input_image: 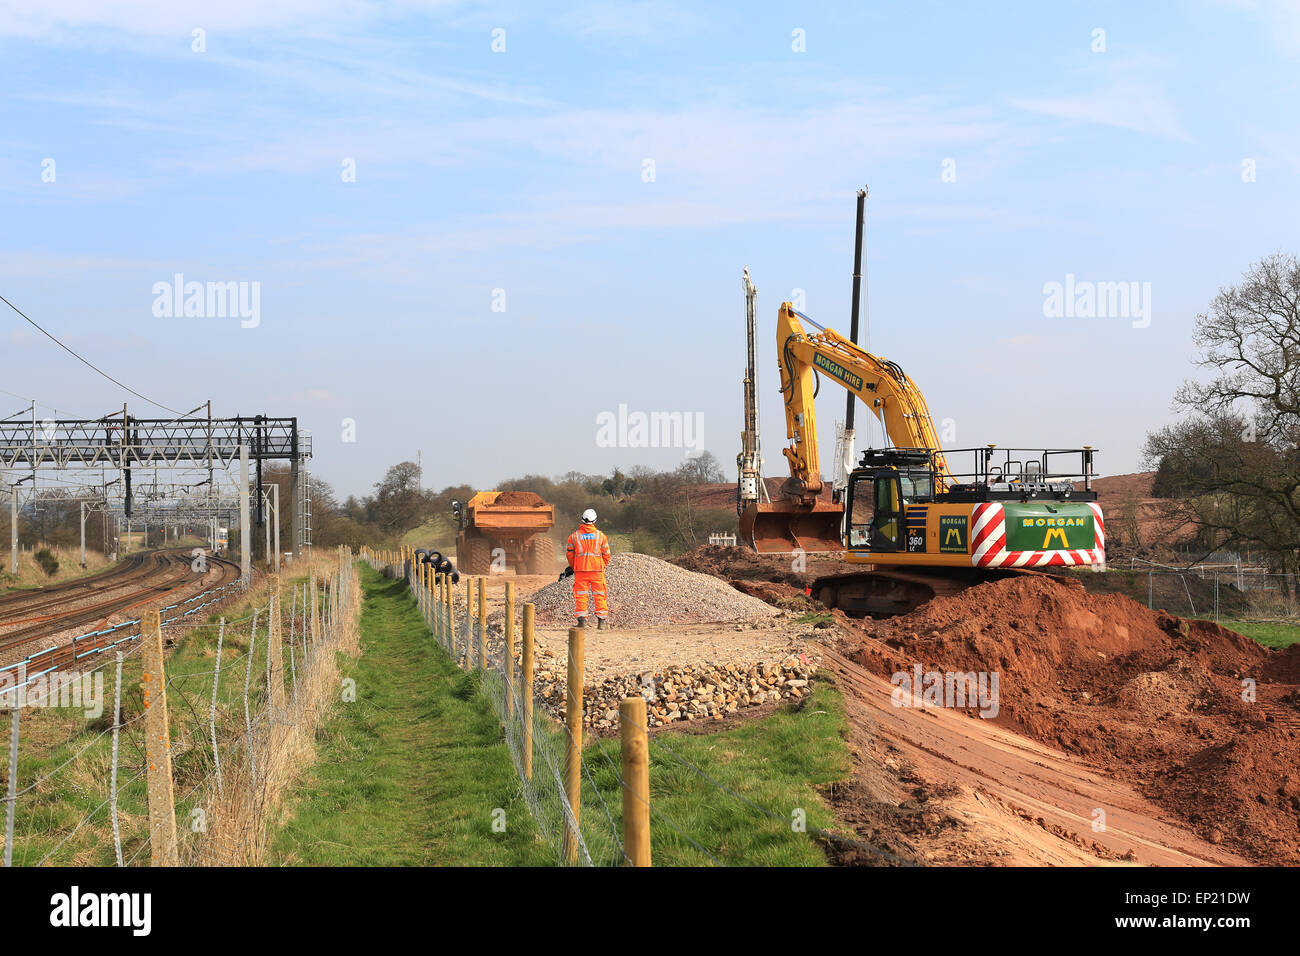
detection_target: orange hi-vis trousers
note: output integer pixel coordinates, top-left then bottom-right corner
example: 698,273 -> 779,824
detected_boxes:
573,570 -> 608,619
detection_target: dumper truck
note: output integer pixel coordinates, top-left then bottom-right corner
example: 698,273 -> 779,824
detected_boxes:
452,491 -> 556,575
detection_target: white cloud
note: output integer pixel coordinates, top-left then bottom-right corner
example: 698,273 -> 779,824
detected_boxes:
290,389 -> 343,408
0,252 -> 161,278
0,1 -> 459,38
1214,0 -> 1300,56
562,1 -> 703,40
1259,0 -> 1300,55
1010,82 -> 1189,140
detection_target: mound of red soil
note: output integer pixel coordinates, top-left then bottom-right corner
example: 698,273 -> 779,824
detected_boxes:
837,573 -> 1300,864
492,491 -> 547,507
1262,642 -> 1300,684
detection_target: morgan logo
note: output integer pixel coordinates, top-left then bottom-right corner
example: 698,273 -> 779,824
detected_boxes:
1006,512 -> 1093,552
939,515 -> 967,553
1041,527 -> 1069,549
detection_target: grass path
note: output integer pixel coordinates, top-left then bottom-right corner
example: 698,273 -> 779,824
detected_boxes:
268,566 -> 550,866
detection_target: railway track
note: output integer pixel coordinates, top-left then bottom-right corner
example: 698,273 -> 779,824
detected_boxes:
0,551 -> 193,627
0,548 -> 243,683
0,550 -> 160,613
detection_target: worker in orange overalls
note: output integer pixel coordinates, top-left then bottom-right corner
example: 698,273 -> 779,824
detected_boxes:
563,508 -> 612,628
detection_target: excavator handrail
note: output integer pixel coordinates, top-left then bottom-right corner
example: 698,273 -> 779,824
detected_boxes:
857,444 -> 1099,495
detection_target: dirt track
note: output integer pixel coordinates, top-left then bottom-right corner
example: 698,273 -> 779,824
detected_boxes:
820,647 -> 1246,866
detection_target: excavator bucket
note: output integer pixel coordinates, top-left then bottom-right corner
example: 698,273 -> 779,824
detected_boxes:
739,501 -> 845,554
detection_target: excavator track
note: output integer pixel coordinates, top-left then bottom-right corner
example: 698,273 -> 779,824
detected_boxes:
809,565 -> 1045,618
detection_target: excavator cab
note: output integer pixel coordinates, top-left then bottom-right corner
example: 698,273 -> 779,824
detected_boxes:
844,449 -> 948,555
845,468 -> 906,553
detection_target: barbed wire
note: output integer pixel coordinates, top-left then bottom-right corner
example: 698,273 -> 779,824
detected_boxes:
35,764 -> 147,866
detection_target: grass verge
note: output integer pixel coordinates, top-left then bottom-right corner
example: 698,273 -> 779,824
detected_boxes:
0,545 -> 114,592
1220,619 -> 1300,649
582,678 -> 851,866
267,566 -> 552,865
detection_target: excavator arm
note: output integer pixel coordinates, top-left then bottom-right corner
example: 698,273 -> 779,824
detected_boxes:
740,302 -> 952,552
774,302 -> 952,502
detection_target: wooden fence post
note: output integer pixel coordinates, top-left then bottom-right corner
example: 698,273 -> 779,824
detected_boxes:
310,575 -> 321,647
464,577 -> 472,668
140,609 -> 179,867
620,697 -> 651,866
561,626 -> 584,863
444,574 -> 452,651
433,572 -> 441,645
504,580 -> 516,719
477,577 -> 487,670
268,578 -> 285,714
523,603 -> 534,781
437,572 -> 444,645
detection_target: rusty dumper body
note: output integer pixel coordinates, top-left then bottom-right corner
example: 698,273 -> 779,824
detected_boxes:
453,491 -> 557,575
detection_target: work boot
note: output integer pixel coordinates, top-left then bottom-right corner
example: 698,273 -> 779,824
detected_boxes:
575,616 -> 586,628
596,618 -> 607,630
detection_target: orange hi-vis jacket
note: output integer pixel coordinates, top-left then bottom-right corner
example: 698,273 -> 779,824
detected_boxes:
566,523 -> 611,571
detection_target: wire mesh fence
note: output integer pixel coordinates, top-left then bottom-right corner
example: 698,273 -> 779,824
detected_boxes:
0,577 -> 243,695
1116,562 -> 1300,639
0,549 -> 359,866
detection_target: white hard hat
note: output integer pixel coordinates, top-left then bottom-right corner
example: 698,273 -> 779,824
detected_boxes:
582,508 -> 597,523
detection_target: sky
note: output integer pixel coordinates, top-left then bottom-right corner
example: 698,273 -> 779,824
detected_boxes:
1,0 -> 1298,499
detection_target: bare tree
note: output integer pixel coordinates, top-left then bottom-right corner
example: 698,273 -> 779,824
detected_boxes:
372,461 -> 424,533
675,450 -> 725,484
1145,254 -> 1300,569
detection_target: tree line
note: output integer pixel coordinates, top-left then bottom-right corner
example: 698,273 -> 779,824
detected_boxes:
311,450 -> 735,556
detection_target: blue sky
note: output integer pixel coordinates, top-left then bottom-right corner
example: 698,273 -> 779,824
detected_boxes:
2,1 -> 1298,498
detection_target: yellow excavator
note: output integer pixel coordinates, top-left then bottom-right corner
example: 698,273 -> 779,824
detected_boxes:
739,302 -> 1105,616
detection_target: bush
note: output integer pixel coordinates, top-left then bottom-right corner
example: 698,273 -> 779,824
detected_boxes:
34,548 -> 59,577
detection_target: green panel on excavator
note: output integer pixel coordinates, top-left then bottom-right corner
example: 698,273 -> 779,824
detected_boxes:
1002,502 -> 1096,551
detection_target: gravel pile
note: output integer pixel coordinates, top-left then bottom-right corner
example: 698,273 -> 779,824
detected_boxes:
521,552 -> 781,627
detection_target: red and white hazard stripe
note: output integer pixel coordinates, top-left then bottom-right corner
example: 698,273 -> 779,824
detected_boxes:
1088,501 -> 1106,566
971,503 -> 1006,568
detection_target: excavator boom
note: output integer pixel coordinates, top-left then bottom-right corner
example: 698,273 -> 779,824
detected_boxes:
743,303 -> 950,552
